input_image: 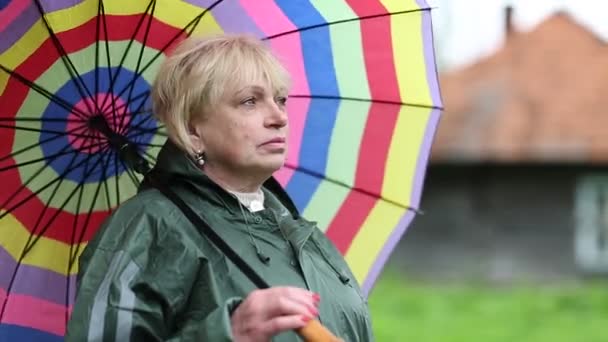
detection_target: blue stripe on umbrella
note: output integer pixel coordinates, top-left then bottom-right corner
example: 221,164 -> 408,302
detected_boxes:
39,67 -> 155,184
276,0 -> 340,212
0,324 -> 63,342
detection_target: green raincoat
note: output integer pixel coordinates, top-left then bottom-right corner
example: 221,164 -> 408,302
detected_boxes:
65,141 -> 374,341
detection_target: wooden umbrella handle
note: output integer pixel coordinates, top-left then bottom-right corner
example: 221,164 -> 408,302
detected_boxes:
296,319 -> 342,342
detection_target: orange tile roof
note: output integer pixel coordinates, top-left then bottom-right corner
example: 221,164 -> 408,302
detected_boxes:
432,13 -> 608,163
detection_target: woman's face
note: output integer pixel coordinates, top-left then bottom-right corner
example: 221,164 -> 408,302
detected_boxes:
195,83 -> 289,177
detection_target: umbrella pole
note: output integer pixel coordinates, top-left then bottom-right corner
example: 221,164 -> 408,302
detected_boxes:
88,114 -> 150,174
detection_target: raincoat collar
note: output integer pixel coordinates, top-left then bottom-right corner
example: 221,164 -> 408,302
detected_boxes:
142,139 -> 301,219
143,140 -> 331,272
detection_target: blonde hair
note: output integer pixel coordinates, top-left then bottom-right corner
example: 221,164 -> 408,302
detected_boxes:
151,34 -> 291,155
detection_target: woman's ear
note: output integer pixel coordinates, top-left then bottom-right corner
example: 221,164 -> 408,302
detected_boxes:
188,121 -> 205,152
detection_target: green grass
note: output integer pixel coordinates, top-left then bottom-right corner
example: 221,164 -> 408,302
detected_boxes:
368,271 -> 608,341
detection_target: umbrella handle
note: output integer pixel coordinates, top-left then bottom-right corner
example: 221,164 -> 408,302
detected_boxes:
296,319 -> 342,342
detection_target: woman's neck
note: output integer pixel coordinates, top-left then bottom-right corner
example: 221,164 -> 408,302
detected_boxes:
202,163 -> 267,193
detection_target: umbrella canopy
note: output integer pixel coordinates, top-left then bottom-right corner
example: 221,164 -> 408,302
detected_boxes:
0,0 -> 442,340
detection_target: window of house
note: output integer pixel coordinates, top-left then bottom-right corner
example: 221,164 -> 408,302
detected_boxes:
574,175 -> 608,273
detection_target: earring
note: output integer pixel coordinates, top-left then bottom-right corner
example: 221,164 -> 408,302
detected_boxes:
194,150 -> 205,166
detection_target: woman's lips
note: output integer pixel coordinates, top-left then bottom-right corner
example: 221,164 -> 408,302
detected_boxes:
260,137 -> 285,146
259,138 -> 286,151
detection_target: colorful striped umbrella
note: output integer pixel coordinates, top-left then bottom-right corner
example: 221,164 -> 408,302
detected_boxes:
0,0 -> 442,340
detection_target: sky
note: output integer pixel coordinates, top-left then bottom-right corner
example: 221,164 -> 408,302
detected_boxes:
429,0 -> 608,71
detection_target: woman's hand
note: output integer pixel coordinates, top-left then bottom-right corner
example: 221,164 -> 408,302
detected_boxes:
230,287 -> 320,342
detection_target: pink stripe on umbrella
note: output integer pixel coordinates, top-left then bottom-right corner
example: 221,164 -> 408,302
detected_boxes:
0,0 -> 31,33
0,288 -> 71,336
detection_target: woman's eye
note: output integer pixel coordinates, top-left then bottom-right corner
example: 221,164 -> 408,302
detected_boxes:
242,97 -> 256,106
276,96 -> 287,106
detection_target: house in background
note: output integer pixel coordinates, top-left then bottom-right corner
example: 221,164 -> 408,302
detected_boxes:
389,11 -> 608,282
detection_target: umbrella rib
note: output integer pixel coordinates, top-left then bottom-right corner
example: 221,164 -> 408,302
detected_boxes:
0,124 -> 98,164
0,117 -> 86,123
68,146 -> 112,268
99,145 -> 114,216
117,0 -> 157,134
32,0 -> 97,115
119,157 -> 141,189
0,153 -> 75,322
21,134 -> 98,256
94,0 -> 102,104
185,0 -> 227,36
283,162 -> 422,214
120,92 -> 158,140
0,64 -> 90,120
120,108 -> 155,136
109,0 -> 156,130
289,94 -> 444,111
133,141 -> 164,149
127,125 -> 167,136
68,168 -> 86,266
0,140 -> 107,218
0,140 -> 106,173
102,90 -> 150,115
128,129 -> 168,141
127,165 -> 141,188
108,0 -> 225,105
139,148 -> 159,163
2,142 -> 103,314
65,144 -> 105,324
65,165 -> 86,325
97,0 -> 154,123
118,92 -> 152,136
114,151 -> 121,210
98,0 -> 119,124
118,91 -> 152,135
127,107 -> 154,117
98,90 -> 151,136
124,106 -> 160,138
263,8 -> 431,41
0,123 -> 97,140
22,152 -> 108,284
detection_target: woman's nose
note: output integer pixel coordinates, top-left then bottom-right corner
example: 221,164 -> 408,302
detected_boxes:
266,104 -> 288,128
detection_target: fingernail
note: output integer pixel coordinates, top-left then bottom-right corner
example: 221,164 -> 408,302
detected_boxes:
301,315 -> 312,323
309,306 -> 319,317
312,293 -> 321,302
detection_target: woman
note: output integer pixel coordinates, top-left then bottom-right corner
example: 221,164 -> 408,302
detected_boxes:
66,34 -> 374,341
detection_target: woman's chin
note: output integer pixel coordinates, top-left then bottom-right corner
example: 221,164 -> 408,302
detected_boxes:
254,156 -> 287,174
